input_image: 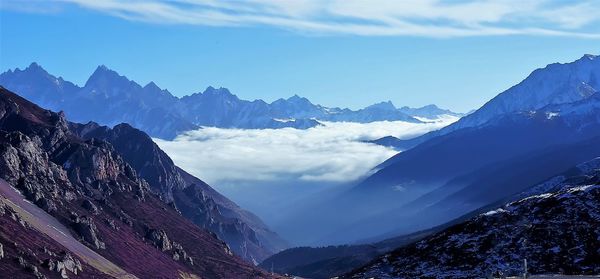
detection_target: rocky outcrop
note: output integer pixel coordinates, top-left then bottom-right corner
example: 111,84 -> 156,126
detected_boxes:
71,216 -> 105,250
145,228 -> 194,266
0,242 -> 4,259
42,252 -> 83,278
145,228 -> 172,252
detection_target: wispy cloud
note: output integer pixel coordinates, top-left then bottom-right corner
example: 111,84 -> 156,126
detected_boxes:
7,0 -> 600,38
153,118 -> 457,185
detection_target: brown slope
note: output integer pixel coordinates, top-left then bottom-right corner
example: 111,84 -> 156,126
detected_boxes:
0,179 -> 136,278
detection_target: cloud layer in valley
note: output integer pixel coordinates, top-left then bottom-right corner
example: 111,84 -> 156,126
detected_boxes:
154,117 -> 457,186
9,0 -> 600,38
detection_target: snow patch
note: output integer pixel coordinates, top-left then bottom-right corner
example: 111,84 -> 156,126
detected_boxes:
273,118 -> 295,123
482,208 -> 508,216
567,184 -> 598,193
545,112 -> 559,119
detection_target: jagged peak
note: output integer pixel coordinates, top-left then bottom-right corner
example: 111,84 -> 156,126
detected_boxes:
367,100 -> 396,110
26,62 -> 45,71
143,81 -> 161,91
85,65 -> 130,87
420,104 -> 440,109
285,94 -> 314,106
203,86 -> 233,95
12,62 -> 50,75
92,64 -> 119,76
287,94 -> 307,101
581,54 -> 598,61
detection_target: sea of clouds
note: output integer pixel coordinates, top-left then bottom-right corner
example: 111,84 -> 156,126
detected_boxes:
154,117 -> 457,238
154,117 -> 457,187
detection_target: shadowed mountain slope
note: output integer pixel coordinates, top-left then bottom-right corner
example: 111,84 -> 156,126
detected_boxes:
347,157 -> 600,278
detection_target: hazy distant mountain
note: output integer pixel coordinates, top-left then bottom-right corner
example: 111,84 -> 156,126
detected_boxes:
323,101 -> 426,123
0,63 -> 460,139
259,229 -> 433,279
295,54 -> 600,246
398,104 -> 465,119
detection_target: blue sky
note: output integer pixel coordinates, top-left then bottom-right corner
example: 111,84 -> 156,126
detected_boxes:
1,1 -> 600,112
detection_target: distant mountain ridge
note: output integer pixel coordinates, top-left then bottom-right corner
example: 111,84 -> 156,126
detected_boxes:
0,63 -> 462,139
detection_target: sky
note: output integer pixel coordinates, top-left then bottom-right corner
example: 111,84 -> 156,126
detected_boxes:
1,1 -> 600,112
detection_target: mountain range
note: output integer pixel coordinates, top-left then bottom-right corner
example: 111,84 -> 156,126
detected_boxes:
0,63 -> 462,139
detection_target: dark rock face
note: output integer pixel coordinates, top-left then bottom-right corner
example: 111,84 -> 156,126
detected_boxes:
145,228 -> 172,252
70,121 -> 289,263
81,199 -> 99,215
0,87 -> 276,278
348,159 -> 600,278
72,216 -> 105,250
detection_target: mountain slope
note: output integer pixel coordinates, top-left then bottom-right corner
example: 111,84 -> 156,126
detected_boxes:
374,54 -> 600,150
0,86 -> 276,278
0,179 -> 136,278
69,121 -> 288,263
347,158 -> 600,278
452,54 -> 600,130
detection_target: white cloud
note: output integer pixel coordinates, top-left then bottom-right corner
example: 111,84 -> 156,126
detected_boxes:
153,117 -> 457,186
10,0 -> 600,38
